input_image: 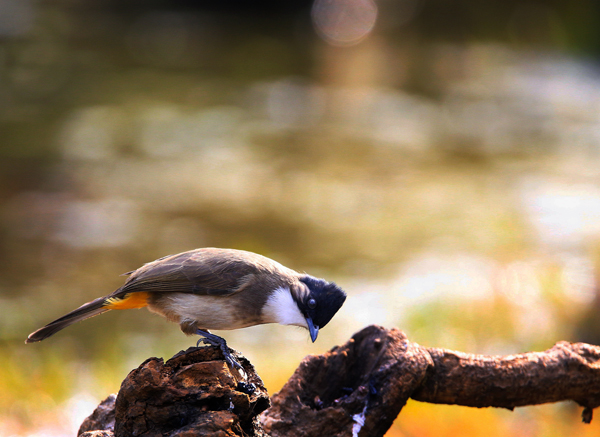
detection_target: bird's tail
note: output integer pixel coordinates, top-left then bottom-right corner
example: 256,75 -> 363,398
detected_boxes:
25,296 -> 111,343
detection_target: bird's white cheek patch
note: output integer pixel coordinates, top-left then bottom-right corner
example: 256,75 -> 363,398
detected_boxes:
263,287 -> 308,328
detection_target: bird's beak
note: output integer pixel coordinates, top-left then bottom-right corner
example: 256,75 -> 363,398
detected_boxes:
306,317 -> 319,342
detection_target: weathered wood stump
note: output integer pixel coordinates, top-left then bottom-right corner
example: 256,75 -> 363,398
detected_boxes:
80,325 -> 600,437
79,346 -> 269,437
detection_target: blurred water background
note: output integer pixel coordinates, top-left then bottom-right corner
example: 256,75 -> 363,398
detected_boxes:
2,0 -> 600,436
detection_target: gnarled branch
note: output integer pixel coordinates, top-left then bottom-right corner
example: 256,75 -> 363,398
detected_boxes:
80,325 -> 600,437
262,325 -> 600,437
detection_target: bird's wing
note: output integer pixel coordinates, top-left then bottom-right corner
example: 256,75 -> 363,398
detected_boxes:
113,249 -> 274,298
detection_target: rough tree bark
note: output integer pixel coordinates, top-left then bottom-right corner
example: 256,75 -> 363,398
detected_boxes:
263,325 -> 600,436
79,347 -> 270,437
80,325 -> 600,437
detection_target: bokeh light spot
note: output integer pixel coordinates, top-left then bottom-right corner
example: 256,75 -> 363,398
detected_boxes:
311,0 -> 378,46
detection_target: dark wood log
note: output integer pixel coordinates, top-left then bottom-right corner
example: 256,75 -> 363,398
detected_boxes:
80,326 -> 600,437
262,325 -> 600,436
80,346 -> 270,437
412,340 -> 600,420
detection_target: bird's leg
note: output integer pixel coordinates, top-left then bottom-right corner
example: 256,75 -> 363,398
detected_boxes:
195,329 -> 244,372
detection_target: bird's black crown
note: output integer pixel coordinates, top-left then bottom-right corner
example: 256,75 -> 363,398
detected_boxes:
299,276 -> 347,328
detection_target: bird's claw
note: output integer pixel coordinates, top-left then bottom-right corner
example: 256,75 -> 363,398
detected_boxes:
195,330 -> 245,374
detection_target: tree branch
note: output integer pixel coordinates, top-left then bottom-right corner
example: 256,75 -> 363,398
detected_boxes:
79,325 -> 600,437
413,340 -> 600,420
262,325 -> 600,437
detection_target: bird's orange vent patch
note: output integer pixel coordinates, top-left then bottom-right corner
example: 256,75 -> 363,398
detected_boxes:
104,292 -> 149,310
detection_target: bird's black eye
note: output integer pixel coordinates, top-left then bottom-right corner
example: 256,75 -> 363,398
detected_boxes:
308,298 -> 317,309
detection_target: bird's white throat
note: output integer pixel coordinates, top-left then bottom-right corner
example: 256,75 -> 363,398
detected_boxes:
263,287 -> 308,328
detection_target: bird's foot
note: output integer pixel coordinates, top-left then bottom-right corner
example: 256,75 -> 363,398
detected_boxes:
195,329 -> 245,374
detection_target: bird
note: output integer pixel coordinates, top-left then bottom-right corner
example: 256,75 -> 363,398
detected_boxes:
25,248 -> 347,369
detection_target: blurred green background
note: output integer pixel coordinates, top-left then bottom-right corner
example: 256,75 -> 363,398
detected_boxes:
2,0 -> 600,435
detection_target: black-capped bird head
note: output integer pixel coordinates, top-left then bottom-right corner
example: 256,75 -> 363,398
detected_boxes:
25,248 -> 347,368
294,276 -> 347,342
